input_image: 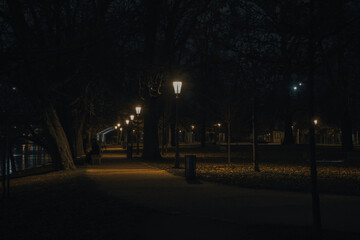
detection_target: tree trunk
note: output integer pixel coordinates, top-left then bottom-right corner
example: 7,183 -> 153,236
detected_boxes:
67,116 -> 86,159
73,126 -> 85,158
43,106 -> 75,170
341,107 -> 353,152
283,110 -> 295,145
282,71 -> 295,145
142,97 -> 162,160
227,120 -> 231,164
252,86 -> 260,172
336,0 -> 353,153
201,111 -> 206,148
308,0 -> 322,236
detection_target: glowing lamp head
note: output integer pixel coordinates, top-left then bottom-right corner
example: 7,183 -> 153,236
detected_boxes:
135,106 -> 142,115
293,86 -> 297,91
314,119 -> 318,125
173,81 -> 182,95
217,123 -> 221,127
126,119 -> 130,125
130,115 -> 135,121
117,123 -> 120,127
120,127 -> 123,131
191,125 -> 195,130
115,126 -> 118,129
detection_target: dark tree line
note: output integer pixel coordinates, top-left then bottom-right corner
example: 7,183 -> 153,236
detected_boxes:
1,0 -> 359,169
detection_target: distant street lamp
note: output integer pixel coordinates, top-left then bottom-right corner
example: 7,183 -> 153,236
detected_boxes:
116,123 -> 121,145
314,119 -> 318,125
115,125 -> 119,144
136,106 -> 142,115
135,106 -> 142,154
216,123 -> 221,144
173,81 -> 182,168
129,115 -> 135,158
125,119 -> 132,159
119,127 -> 123,146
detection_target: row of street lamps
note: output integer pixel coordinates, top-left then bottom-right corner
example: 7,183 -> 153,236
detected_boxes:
114,106 -> 142,159
111,80 -> 183,163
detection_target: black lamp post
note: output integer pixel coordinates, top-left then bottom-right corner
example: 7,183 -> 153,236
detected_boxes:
116,123 -> 120,145
135,106 -> 142,155
119,127 -> 123,147
173,81 -> 182,168
130,115 -> 135,157
125,119 -> 131,159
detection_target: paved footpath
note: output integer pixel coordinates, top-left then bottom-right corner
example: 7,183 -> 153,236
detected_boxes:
85,151 -> 360,239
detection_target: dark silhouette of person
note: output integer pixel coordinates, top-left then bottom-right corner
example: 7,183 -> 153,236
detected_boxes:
91,139 -> 100,155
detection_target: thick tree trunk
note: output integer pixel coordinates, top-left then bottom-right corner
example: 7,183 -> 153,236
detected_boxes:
67,118 -> 86,159
44,106 -> 75,170
142,97 -> 162,160
72,126 -> 85,158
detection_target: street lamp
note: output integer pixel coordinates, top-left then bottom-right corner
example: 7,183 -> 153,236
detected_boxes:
117,123 -> 120,127
173,81 -> 182,96
125,119 -> 132,159
215,123 -> 221,144
136,106 -> 142,115
119,127 -> 123,146
173,81 -> 182,168
129,115 -> 134,152
135,106 -> 142,154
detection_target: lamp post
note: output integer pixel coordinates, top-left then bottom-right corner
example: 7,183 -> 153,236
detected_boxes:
173,81 -> 182,168
116,123 -> 121,145
125,119 -> 132,159
115,125 -> 119,144
215,123 -> 221,144
135,106 -> 142,154
130,115 -> 134,155
119,127 -> 123,147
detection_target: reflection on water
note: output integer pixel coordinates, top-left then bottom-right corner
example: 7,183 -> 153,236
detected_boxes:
0,143 -> 52,175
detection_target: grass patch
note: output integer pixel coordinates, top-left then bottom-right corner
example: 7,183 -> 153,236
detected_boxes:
147,153 -> 360,196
